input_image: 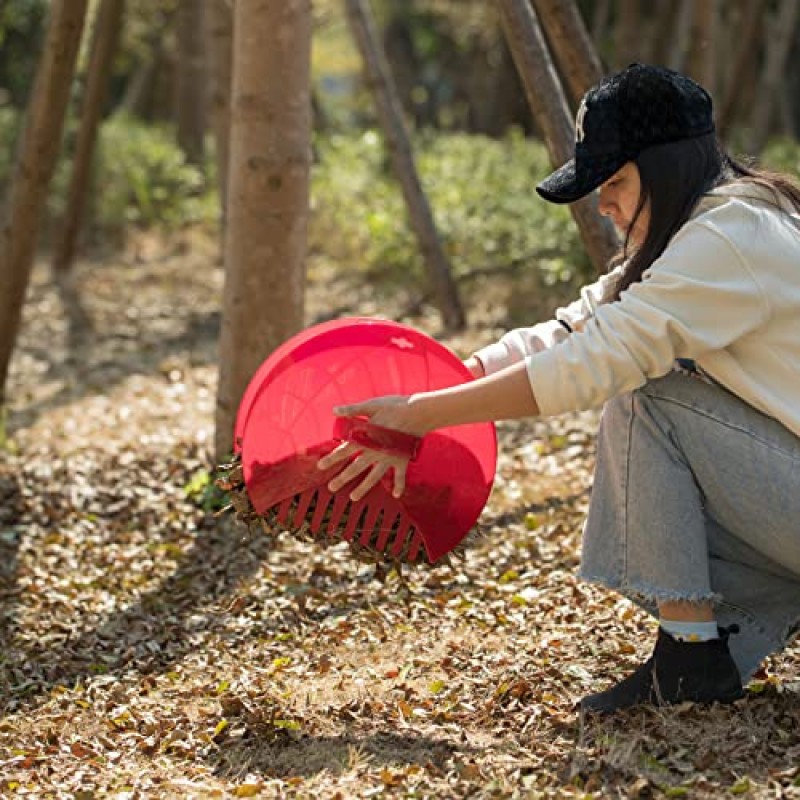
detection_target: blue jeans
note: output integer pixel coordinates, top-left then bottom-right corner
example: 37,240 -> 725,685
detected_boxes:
581,370 -> 800,681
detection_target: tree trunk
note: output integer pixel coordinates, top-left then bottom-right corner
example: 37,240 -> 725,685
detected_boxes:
121,42 -> 162,119
668,0 -> 694,71
788,24 -> 800,136
532,0 -> 604,109
684,0 -> 718,94
482,41 -> 533,137
748,0 -> 800,153
53,0 -> 125,276
175,0 -> 206,165
497,0 -> 618,274
779,79 -> 797,138
647,0 -> 681,65
614,0 -> 641,68
382,8 -> 422,126
0,0 -> 88,408
215,0 -> 312,459
717,0 -> 766,138
205,0 -> 233,232
591,0 -> 611,46
345,0 -> 466,331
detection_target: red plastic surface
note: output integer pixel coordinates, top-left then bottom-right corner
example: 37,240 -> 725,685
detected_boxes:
235,318 -> 497,562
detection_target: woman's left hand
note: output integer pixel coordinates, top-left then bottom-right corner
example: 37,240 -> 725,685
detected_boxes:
316,395 -> 426,501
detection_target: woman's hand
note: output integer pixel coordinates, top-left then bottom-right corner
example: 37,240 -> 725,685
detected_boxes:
317,395 -> 427,501
316,358 -> 490,501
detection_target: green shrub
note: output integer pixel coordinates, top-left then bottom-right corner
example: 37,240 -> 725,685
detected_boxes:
312,132 -> 800,304
0,0 -> 47,108
761,138 -> 800,178
310,129 -> 591,293
0,106 -> 22,191
0,109 -> 217,237
0,106 -> 75,229
94,112 -> 216,231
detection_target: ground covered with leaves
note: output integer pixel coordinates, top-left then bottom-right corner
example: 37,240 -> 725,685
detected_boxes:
1,237 -> 798,798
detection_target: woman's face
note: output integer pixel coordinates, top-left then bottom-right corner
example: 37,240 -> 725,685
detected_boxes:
598,162 -> 649,246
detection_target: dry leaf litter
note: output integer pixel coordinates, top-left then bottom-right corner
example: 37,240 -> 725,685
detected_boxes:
1,233 -> 798,799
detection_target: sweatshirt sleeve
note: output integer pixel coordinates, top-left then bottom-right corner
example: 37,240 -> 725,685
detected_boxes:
473,264 -> 625,375
526,220 -> 770,417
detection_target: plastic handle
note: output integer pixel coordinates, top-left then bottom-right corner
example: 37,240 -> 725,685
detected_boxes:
333,416 -> 421,460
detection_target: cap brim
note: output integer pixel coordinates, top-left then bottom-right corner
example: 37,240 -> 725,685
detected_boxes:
536,152 -> 629,204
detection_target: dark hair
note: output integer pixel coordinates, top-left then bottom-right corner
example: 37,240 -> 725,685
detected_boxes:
609,133 -> 800,301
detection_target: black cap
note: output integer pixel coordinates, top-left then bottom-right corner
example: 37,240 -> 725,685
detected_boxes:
537,63 -> 715,204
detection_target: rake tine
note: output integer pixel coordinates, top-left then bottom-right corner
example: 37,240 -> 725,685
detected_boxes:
342,501 -> 367,541
390,517 -> 413,557
276,497 -> 293,524
292,489 -> 315,528
326,491 -> 351,537
309,487 -> 333,533
358,505 -> 382,547
374,510 -> 398,553
406,530 -> 426,562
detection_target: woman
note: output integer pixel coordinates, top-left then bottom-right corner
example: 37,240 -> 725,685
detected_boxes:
317,64 -> 800,713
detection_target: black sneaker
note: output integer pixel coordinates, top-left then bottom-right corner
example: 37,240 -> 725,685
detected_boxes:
581,625 -> 745,714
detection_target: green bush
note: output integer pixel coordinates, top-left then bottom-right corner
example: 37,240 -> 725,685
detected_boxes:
0,0 -> 47,108
0,109 -> 217,236
94,113 -> 216,231
761,138 -> 800,178
0,105 -> 74,226
312,131 -> 800,302
0,106 -> 22,190
310,129 -> 591,293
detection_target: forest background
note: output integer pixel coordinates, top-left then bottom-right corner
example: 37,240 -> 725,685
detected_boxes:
0,1 -> 799,798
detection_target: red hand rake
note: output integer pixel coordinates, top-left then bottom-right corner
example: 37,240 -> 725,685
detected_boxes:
232,318 -> 497,565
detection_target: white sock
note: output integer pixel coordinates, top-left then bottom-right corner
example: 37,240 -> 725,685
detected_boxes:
660,619 -> 719,643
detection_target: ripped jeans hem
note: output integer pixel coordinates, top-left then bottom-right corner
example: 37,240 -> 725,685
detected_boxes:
580,570 -> 723,609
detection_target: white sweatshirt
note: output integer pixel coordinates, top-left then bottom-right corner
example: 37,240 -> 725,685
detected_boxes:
473,183 -> 800,438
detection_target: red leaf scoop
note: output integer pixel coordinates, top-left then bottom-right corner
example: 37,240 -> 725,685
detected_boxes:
234,318 -> 497,564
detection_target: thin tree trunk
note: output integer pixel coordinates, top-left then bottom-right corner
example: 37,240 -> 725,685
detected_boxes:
712,0 -> 736,102
668,0 -> 693,71
748,0 -> 800,153
591,0 -> 611,46
779,80 -> 797,138
483,40 -> 532,136
205,0 -> 233,233
345,0 -> 465,331
532,0 -> 604,109
497,0 -> 618,274
788,24 -> 800,136
382,5 -> 421,126
614,0 -> 640,68
648,0 -> 680,65
175,0 -> 206,165
716,0 -> 766,139
311,85 -> 330,132
121,44 -> 161,118
0,0 -> 88,407
53,0 -> 125,276
684,0 -> 718,94
215,0 -> 312,459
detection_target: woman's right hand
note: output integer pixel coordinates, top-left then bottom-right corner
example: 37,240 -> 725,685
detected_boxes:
317,358 -> 486,500
317,395 -> 423,500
